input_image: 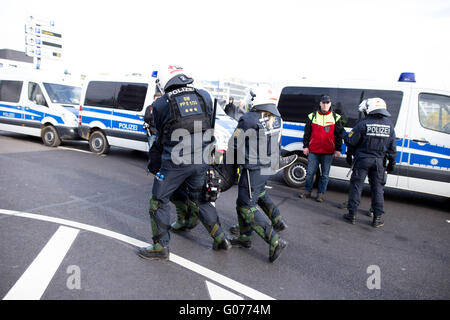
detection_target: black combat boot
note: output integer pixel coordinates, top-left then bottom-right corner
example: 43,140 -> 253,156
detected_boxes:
272,218 -> 288,232
269,238 -> 288,263
372,215 -> 384,228
213,236 -> 232,251
343,211 -> 356,224
230,235 -> 252,248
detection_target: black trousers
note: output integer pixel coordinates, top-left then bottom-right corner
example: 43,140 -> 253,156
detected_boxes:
347,157 -> 386,217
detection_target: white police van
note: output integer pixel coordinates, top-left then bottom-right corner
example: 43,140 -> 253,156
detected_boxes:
279,73 -> 450,198
78,74 -> 237,155
0,70 -> 81,146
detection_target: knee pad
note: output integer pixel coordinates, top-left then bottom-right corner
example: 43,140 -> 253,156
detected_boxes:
187,199 -> 200,216
237,206 -> 257,225
148,196 -> 170,243
171,199 -> 188,218
149,196 -> 162,214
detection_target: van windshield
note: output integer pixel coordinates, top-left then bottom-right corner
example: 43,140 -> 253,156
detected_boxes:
43,83 -> 81,105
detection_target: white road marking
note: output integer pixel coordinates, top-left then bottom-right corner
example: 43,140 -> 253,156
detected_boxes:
3,225 -> 79,300
0,209 -> 275,300
206,281 -> 243,300
57,146 -> 92,154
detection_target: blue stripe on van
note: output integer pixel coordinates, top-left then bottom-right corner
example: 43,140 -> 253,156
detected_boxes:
283,123 -> 305,130
0,104 -> 22,120
281,135 -> 303,146
409,153 -> 450,169
1,103 -> 64,124
407,139 -> 450,157
0,103 -> 21,110
0,112 -> 22,119
112,111 -> 142,121
81,115 -> 111,127
81,106 -> 113,115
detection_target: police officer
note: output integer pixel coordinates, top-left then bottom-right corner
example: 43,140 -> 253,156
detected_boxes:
144,91 -> 199,233
138,65 -> 231,260
338,99 -> 374,217
343,98 -> 397,227
229,85 -> 288,262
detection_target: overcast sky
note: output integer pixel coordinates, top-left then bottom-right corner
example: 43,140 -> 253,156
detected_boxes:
1,0 -> 450,87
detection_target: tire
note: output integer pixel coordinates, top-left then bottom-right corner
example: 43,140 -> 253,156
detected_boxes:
89,130 -> 110,154
42,125 -> 61,147
283,157 -> 319,188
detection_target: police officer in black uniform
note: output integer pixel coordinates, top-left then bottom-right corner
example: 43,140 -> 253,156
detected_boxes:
138,65 -> 231,260
343,98 -> 397,227
229,85 -> 288,262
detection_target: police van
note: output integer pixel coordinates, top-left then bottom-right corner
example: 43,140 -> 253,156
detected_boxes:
278,73 -> 450,198
0,70 -> 81,146
78,74 -> 237,155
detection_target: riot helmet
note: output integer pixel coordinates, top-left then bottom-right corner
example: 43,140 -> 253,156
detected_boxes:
366,97 -> 391,117
246,84 -> 281,117
155,65 -> 194,94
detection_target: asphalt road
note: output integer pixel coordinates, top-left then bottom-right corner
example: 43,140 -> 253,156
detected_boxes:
0,131 -> 449,300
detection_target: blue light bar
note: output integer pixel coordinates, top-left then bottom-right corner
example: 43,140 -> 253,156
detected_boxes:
398,72 -> 416,82
151,71 -> 158,78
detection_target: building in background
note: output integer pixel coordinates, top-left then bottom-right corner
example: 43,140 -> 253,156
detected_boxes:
197,78 -> 257,108
0,49 -> 34,70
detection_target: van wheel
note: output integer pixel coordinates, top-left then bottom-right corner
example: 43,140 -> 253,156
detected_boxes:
283,157 -> 320,188
89,131 -> 110,154
42,125 -> 61,147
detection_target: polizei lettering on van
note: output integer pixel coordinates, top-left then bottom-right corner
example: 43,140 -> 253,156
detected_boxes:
118,122 -> 138,131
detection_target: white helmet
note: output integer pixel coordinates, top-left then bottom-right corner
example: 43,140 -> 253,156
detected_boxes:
245,84 -> 280,117
366,97 -> 390,116
155,65 -> 193,94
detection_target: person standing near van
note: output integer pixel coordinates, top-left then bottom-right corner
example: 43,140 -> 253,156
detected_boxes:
298,95 -> 343,202
343,98 -> 397,227
138,65 -> 231,260
224,96 -> 236,119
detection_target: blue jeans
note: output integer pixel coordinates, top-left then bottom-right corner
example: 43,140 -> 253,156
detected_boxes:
304,153 -> 334,194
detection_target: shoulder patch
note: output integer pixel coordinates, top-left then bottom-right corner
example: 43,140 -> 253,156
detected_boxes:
233,128 -> 242,138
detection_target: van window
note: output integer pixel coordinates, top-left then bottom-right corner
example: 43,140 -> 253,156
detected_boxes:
278,86 -> 403,128
43,83 -> 81,105
361,89 -> 403,125
0,80 -> 23,103
28,82 -> 48,107
116,83 -> 148,111
278,87 -> 360,127
418,93 -> 450,134
84,81 -> 116,108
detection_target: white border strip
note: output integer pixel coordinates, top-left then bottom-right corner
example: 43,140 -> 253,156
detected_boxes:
0,209 -> 274,300
57,146 -> 92,154
3,225 -> 79,300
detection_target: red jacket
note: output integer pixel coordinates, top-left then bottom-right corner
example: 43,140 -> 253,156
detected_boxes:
303,110 -> 343,154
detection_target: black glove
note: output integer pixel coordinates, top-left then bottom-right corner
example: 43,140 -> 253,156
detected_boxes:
386,160 -> 395,173
346,153 -> 353,166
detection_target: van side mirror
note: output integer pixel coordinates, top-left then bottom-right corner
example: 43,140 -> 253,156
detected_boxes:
35,93 -> 47,106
